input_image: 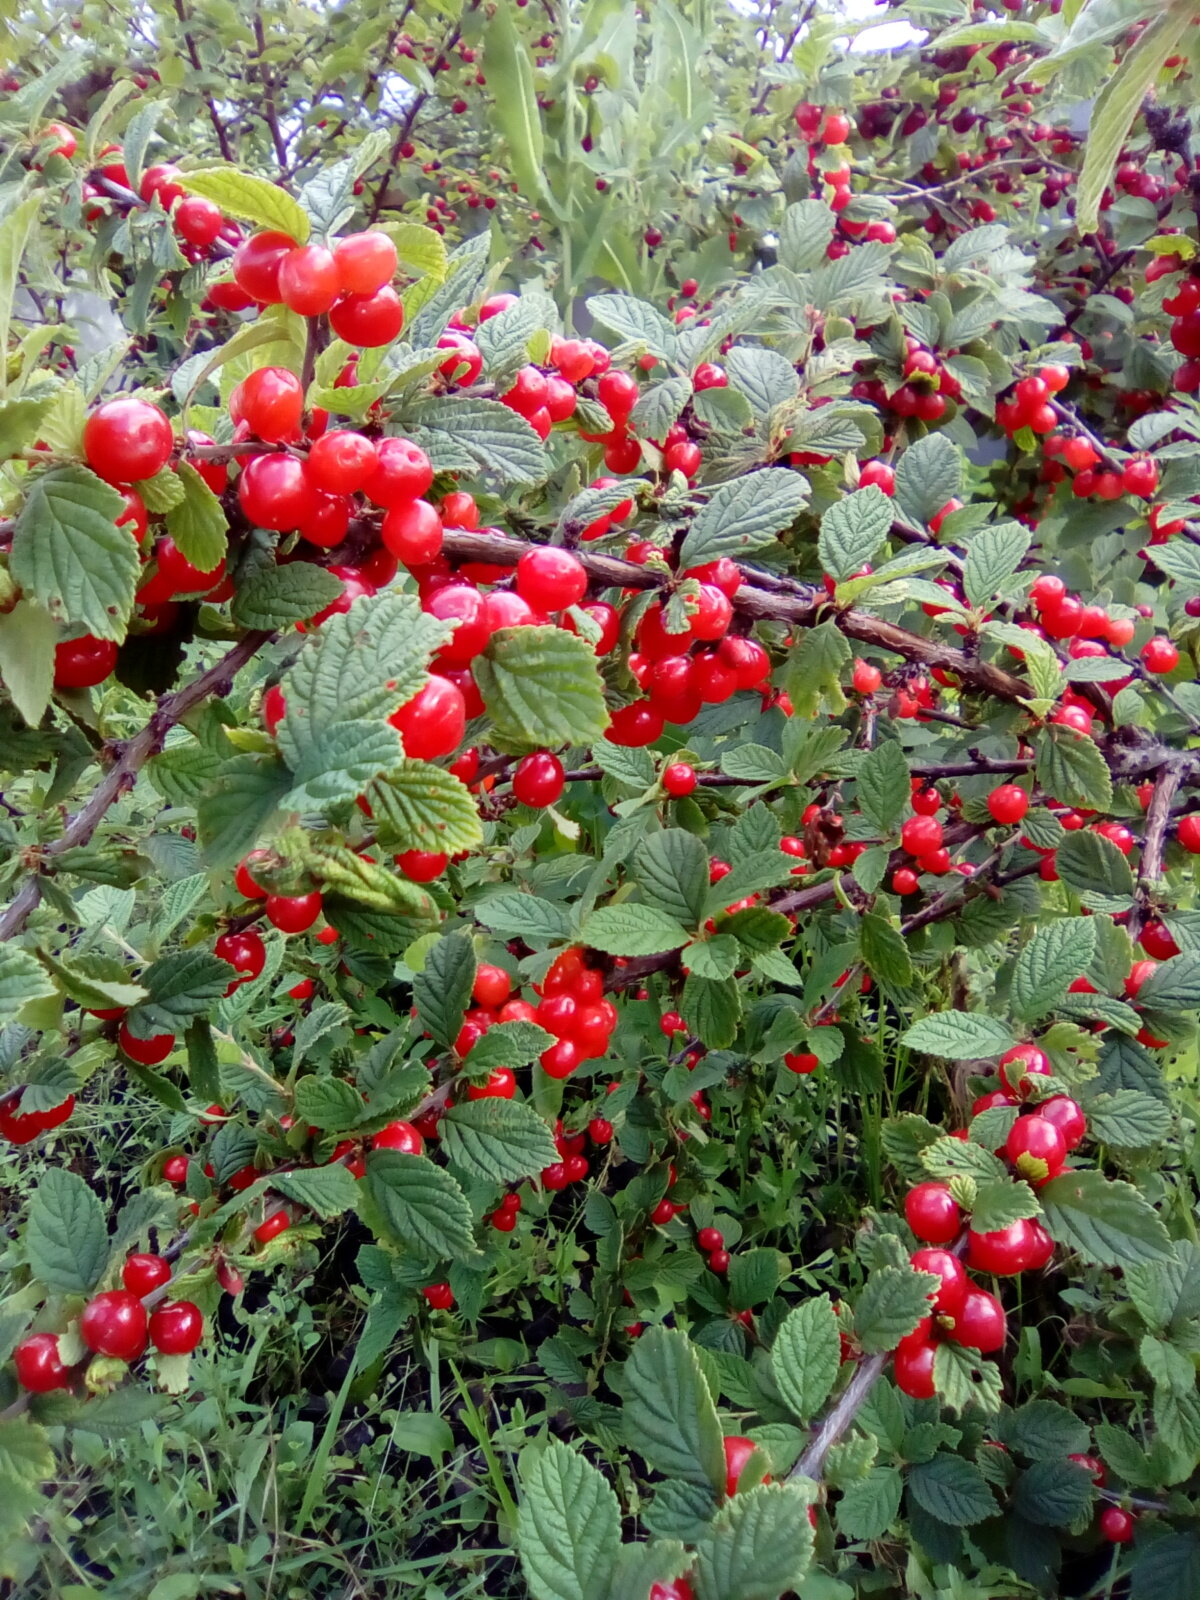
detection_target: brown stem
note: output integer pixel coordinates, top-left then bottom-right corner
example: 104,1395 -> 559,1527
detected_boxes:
0,633 -> 270,943
253,12 -> 290,171
1129,761 -> 1183,939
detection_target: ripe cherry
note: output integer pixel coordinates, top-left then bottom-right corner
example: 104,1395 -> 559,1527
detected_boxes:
911,1247 -> 968,1316
13,1332 -> 72,1392
229,367 -> 303,442
330,285 -> 404,347
54,635 -> 118,690
1005,1113 -> 1067,1180
987,784 -> 1029,825
904,1181 -> 961,1244
966,1218 -> 1038,1276
894,1336 -> 937,1399
80,1289 -> 149,1361
999,1043 -> 1051,1098
254,1209 -> 291,1244
83,398 -> 174,483
1099,1506 -> 1135,1544
901,815 -> 943,856
389,675 -> 466,760
118,1023 -> 175,1065
852,659 -> 882,694
516,547 -> 587,611
1142,637 -> 1179,674
334,231 -> 398,294
722,1435 -> 765,1497
946,1287 -> 1006,1352
395,848 -> 448,882
373,1120 -> 424,1154
663,762 -> 697,797
238,454 -> 317,531
422,1282 -> 454,1310
123,1253 -> 171,1296
232,230 -> 296,303
784,1051 -> 819,1074
149,1301 -> 204,1355
265,893 -> 322,934
174,195 -> 223,248
1038,1095 -> 1086,1151
214,929 -> 267,991
383,498 -> 444,566
466,1067 -> 517,1100
513,751 -> 565,808
364,436 -> 434,507
473,965 -> 512,1008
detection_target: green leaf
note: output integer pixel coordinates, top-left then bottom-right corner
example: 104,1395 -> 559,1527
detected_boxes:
517,1440 -> 621,1600
278,719 -> 403,811
367,761 -> 483,855
441,1100 -> 559,1185
630,375 -> 693,441
1011,1459 -> 1094,1528
691,1483 -> 815,1600
281,590 -> 449,736
1130,1532 -> 1200,1600
719,906 -> 790,955
137,468 -> 185,514
894,434 -> 961,525
720,743 -> 787,784
963,522 -> 1031,609
462,1020 -> 555,1073
771,1296 -> 840,1425
406,232 -> 491,348
273,1163 -> 361,1221
1055,830 -> 1135,900
36,950 -> 145,1011
857,740 -> 909,835
409,395 -> 546,486
1138,953 -> 1200,1013
293,1075 -> 363,1132
25,1168 -> 108,1293
933,1341 -> 1005,1416
0,946 -> 55,1024
178,165 -> 310,243
969,1178 -> 1040,1234
921,1135 -> 1008,1184
728,1248 -> 786,1310
476,891 -> 573,946
231,561 -> 341,631
818,487 -> 894,583
623,1325 -> 726,1492
684,935 -> 739,982
483,3 -> 546,202
1011,918 -> 1096,1021
908,1454 -> 998,1527
126,951 -> 233,1039
681,973 -> 742,1049
0,599 -> 56,727
1085,1089 -> 1172,1149
1075,5 -> 1192,235
860,913 -> 913,988
724,346 -> 798,419
636,829 -> 709,926
900,1012 -> 1017,1058
1039,1169 -> 1173,1268
779,199 -> 838,273
836,1467 -> 903,1542
158,462 -> 225,573
185,1017 -> 220,1104
1035,725 -> 1113,812
474,625 -> 609,751
1002,1398 -> 1090,1460
678,469 -> 810,568
585,294 -> 677,360
0,195 -> 41,394
582,904 -> 689,956
197,753 -> 291,871
10,466 -> 139,640
853,1264 -> 940,1354
413,931 -> 476,1050
364,1150 -> 479,1262
783,621 -> 851,719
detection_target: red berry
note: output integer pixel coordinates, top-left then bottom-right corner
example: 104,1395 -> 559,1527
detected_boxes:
894,1336 -> 937,1399
383,498 -> 444,567
784,1051 -> 819,1075
663,762 -> 697,797
1142,637 -> 1179,674
118,1022 -> 175,1064
1005,1114 -> 1067,1180
987,784 -> 1029,825
148,1300 -> 204,1355
946,1287 -> 1006,1352
422,1282 -> 454,1310
389,675 -> 466,760
395,848 -> 448,882
83,398 -> 173,483
904,1181 -> 961,1244
364,436 -> 433,507
513,751 -> 565,808
232,230 -> 296,304
722,1435 -> 764,1497
14,1332 -> 72,1392
334,231 -> 398,295
54,635 -> 118,689
966,1218 -> 1039,1276
1099,1507 -> 1135,1544
516,547 -> 587,611
998,1043 -> 1051,1098
901,815 -> 943,856
329,286 -> 404,347
238,454 -> 317,531
265,892 -> 322,934
122,1253 -> 172,1296
910,1247 -> 968,1316
372,1120 -> 424,1154
852,659 -> 882,694
306,429 -> 378,495
80,1290 -> 149,1361
174,195 -> 223,248
254,1209 -> 291,1244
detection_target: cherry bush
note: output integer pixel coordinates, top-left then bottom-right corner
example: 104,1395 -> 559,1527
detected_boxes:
5,1 -> 1200,1596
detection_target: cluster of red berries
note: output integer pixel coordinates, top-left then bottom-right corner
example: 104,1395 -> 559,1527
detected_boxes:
12,1252 -> 202,1394
0,1090 -> 75,1144
453,947 -> 617,1085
